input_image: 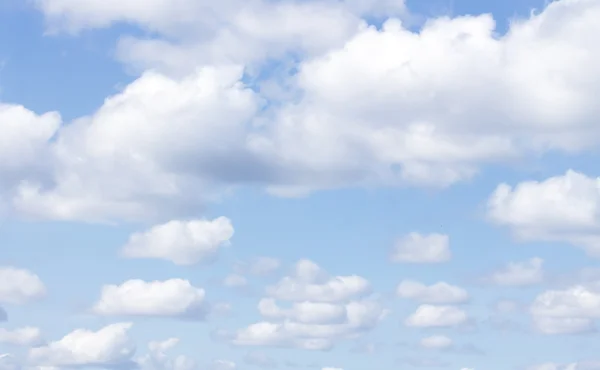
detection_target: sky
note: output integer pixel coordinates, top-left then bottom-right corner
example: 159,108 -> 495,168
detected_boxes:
1,0 -> 600,369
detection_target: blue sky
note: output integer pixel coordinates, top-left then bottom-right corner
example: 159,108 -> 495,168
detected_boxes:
1,1 -> 600,370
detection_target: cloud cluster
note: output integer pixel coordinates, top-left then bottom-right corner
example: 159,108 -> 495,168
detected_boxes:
4,0 -> 600,368
231,260 -> 387,350
0,267 -> 46,305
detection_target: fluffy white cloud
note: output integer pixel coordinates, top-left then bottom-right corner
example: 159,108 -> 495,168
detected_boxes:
487,257 -> 544,286
121,217 -> 234,265
0,267 -> 46,305
254,0 -> 600,194
405,305 -> 468,328
488,171 -> 600,256
396,280 -> 468,304
0,327 -> 42,347
28,323 -> 135,367
531,285 -> 600,319
530,283 -> 600,334
12,66 -> 258,222
265,260 -> 371,302
419,335 -> 453,350
91,279 -> 208,319
390,233 -> 451,263
0,103 -> 60,216
0,104 -> 60,171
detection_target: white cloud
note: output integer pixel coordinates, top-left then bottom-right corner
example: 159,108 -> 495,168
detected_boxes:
487,257 -> 544,286
28,323 -> 135,367
405,305 -> 468,328
0,104 -> 59,217
265,260 -> 371,302
254,0 -> 600,194
12,66 -> 258,222
0,267 -> 46,305
419,335 -> 453,350
121,217 -> 234,265
0,327 -> 42,347
530,282 -> 600,334
531,285 -> 600,319
0,104 -> 60,171
396,280 -> 468,304
390,233 -> 451,263
91,279 -> 208,319
488,170 -> 600,256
